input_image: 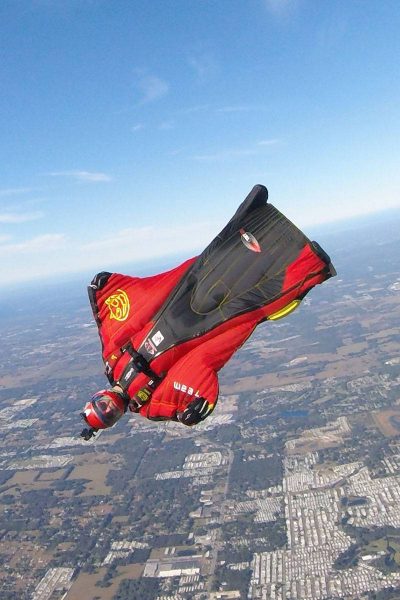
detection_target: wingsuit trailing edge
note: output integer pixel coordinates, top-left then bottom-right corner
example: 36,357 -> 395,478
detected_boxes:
80,185 -> 336,440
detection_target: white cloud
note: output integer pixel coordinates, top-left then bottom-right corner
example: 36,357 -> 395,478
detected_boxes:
134,72 -> 169,104
192,148 -> 258,161
258,138 -> 280,146
82,226 -> 152,252
131,123 -> 145,132
159,120 -> 174,130
80,221 -> 217,263
168,148 -> 185,157
0,187 -> 35,197
177,104 -> 210,115
0,211 -> 44,223
192,138 -> 280,162
0,233 -> 66,257
48,170 -> 112,182
216,105 -> 266,113
0,234 -> 11,243
188,52 -> 219,83
265,0 -> 298,17
0,219 -> 221,286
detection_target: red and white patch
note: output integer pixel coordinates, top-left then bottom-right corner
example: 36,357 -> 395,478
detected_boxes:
240,228 -> 261,253
151,330 -> 164,347
144,338 -> 157,355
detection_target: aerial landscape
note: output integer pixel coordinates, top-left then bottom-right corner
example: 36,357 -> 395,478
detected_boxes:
1,212 -> 400,600
1,2 -> 400,599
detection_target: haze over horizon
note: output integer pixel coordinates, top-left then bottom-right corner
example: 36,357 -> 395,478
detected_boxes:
1,204 -> 398,297
1,1 -> 399,286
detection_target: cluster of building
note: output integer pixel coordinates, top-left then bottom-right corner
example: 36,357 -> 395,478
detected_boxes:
346,468 -> 400,528
103,539 -> 150,565
0,418 -> 38,432
145,405 -> 400,600
42,435 -> 92,449
225,496 -> 282,524
155,451 -> 224,482
155,595 -> 185,600
7,453 -> 73,470
32,568 -> 75,600
285,416 -> 351,456
251,557 -> 400,600
247,415 -> 400,599
347,373 -> 394,393
0,396 -> 37,420
153,572 -> 206,596
284,459 -> 362,495
383,453 -> 400,473
240,426 -> 274,442
144,553 -> 205,596
184,452 -> 224,470
271,382 -> 313,393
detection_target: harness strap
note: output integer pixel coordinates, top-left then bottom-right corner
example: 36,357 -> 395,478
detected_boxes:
118,343 -> 163,395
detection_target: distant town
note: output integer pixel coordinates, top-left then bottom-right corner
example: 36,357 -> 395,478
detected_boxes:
1,214 -> 400,599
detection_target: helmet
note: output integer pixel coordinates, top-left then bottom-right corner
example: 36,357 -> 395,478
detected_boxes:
81,389 -> 127,430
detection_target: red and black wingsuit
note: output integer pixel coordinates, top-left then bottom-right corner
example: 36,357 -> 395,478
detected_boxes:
88,185 -> 336,423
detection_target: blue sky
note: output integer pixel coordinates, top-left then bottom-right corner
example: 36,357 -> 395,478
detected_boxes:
1,0 -> 399,286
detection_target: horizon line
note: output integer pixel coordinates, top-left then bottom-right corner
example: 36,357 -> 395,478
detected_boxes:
1,204 -> 399,293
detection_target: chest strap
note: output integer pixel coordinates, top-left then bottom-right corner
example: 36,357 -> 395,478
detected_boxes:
118,343 -> 163,393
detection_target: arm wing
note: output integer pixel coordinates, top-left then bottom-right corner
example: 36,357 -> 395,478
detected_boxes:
88,259 -> 196,364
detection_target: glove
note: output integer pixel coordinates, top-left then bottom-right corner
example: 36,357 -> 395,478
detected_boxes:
177,397 -> 214,426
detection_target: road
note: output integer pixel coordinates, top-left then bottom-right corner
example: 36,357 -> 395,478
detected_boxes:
207,445 -> 235,593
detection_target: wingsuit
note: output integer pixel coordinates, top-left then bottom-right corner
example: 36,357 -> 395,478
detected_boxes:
81,185 -> 335,436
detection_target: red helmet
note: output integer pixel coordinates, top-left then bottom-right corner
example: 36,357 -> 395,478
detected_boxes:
81,389 -> 127,430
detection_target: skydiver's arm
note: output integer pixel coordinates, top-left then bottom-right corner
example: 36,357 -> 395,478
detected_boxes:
140,353 -> 219,423
141,320 -> 256,424
88,257 -> 197,366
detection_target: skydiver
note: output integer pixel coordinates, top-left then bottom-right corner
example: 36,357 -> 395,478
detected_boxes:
80,185 -> 335,440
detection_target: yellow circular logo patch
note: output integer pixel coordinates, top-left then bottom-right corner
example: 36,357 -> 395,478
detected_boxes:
105,289 -> 130,321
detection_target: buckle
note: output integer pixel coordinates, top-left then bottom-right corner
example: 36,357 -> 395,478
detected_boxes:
121,343 -> 162,382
